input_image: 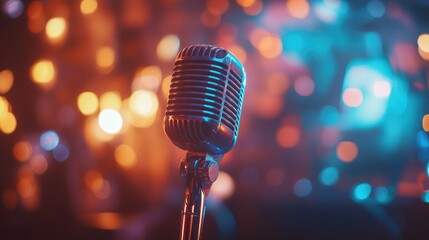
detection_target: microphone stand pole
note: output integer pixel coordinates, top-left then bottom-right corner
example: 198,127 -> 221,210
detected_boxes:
179,152 -> 219,240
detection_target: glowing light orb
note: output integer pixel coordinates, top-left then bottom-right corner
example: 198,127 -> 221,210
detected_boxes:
0,96 -> 8,116
375,186 -> 393,204
423,114 -> 429,132
210,171 -> 235,201
276,126 -> 300,148
236,0 -> 256,8
45,17 -> 66,41
418,34 -> 429,53
243,0 -> 263,16
0,69 -> 13,94
258,35 -> 282,59
294,76 -> 315,96
100,91 -> 121,110
40,130 -> 60,151
96,47 -> 115,73
80,0 -> 97,15
319,167 -> 339,186
286,0 -> 310,19
0,112 -> 17,134
77,91 -> 99,115
30,60 -> 56,85
98,109 -> 123,134
114,144 -> 137,168
53,144 -> 70,162
422,191 -> 429,203
13,141 -> 32,162
372,80 -> 391,98
336,141 -> 358,163
353,183 -> 371,201
293,178 -> 312,197
132,65 -> 162,92
367,0 -> 385,18
342,88 -> 363,107
3,0 -> 24,18
156,35 -> 180,61
129,90 -> 158,116
161,75 -> 172,99
30,154 -> 48,175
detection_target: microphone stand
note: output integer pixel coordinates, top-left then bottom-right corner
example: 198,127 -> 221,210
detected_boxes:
179,152 -> 220,240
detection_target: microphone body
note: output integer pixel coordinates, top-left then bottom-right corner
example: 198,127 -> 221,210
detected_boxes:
164,44 -> 246,240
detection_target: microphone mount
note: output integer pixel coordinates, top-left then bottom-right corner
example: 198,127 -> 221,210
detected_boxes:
179,151 -> 220,240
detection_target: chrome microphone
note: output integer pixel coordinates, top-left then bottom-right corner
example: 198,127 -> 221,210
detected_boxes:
163,44 -> 246,240
164,44 -> 246,156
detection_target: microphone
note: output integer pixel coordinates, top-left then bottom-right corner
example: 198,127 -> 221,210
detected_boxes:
163,44 -> 246,240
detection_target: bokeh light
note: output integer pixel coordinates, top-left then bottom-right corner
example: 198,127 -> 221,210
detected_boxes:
129,90 -> 158,117
276,126 -> 300,148
98,109 -> 123,134
2,189 -> 18,210
242,0 -> 263,16
30,154 -> 48,175
286,0 -> 310,19
3,0 -> 24,18
294,76 -> 315,97
0,69 -> 14,94
210,171 -> 235,201
367,0 -> 385,18
423,114 -> 429,132
114,144 -> 137,168
30,59 -> 56,87
293,178 -> 312,197
336,141 -> 358,163
0,112 -> 17,134
258,34 -> 282,59
372,80 -> 391,98
40,130 -> 60,151
45,17 -> 67,42
375,186 -> 393,204
320,105 -> 339,126
96,47 -> 115,73
417,34 -> 429,53
100,91 -> 121,110
319,167 -> 339,186
80,0 -> 98,15
156,34 -> 180,61
132,66 -> 162,92
353,183 -> 372,201
77,91 -> 99,115
53,144 -> 70,162
342,88 -> 363,107
13,141 -> 32,162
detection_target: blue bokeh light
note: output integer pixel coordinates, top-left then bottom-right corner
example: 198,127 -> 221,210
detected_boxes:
40,130 -> 60,151
293,178 -> 312,197
375,186 -> 393,204
421,191 -> 429,203
53,144 -> 70,162
319,167 -> 339,186
320,105 -> 340,126
367,0 -> 385,18
353,183 -> 372,201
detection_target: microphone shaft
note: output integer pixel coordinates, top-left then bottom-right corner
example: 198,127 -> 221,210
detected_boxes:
180,178 -> 206,240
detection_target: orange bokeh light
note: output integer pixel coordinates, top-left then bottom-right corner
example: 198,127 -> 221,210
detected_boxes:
276,126 -> 300,148
13,141 -> 32,162
286,0 -> 310,19
336,141 -> 358,163
423,114 -> 429,132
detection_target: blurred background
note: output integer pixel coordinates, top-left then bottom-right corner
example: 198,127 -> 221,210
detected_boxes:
1,0 -> 429,239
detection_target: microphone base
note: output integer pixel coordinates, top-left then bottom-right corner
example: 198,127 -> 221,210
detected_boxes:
179,152 -> 220,240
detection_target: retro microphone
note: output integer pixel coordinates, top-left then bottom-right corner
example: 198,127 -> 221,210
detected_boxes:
164,44 -> 246,240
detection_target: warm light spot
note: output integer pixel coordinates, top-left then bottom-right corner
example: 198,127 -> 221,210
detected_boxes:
266,73 -> 289,95
114,144 -> 137,168
94,179 -> 110,199
286,0 -> 310,19
27,1 -> 43,19
0,112 -> 17,134
201,9 -> 221,27
2,189 -> 18,210
0,69 -> 13,94
236,0 -> 256,8
161,75 -> 172,99
80,0 -> 98,15
294,76 -> 315,96
96,47 -> 115,73
0,96 -> 7,116
132,65 -> 162,92
336,141 -> 358,162
45,17 -> 66,42
243,0 -> 263,16
342,88 -> 363,107
418,48 -> 429,61
250,28 -> 270,49
423,114 -> 429,132
372,80 -> 391,97
210,171 -> 235,201
157,34 -> 180,61
276,126 -> 300,148
17,176 -> 37,198
206,0 -> 229,15
258,34 -> 282,59
84,170 -> 103,191
30,154 -> 48,175
30,59 -> 56,86
13,141 -> 32,162
228,44 -> 247,64
82,212 -> 122,230
98,109 -> 123,134
417,34 -> 429,53
77,91 -> 99,115
100,91 -> 121,110
129,90 -> 159,117
84,116 -> 114,143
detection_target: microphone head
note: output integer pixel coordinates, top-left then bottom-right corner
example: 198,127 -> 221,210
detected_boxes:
164,44 -> 246,155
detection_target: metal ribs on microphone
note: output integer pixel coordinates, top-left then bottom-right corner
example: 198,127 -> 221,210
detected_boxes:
164,45 -> 246,155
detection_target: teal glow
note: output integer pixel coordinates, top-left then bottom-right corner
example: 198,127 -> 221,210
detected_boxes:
293,178 -> 312,197
375,186 -> 392,204
353,183 -> 372,201
367,0 -> 385,18
417,130 -> 429,148
341,59 -> 406,130
421,191 -> 429,203
320,105 -> 339,126
314,0 -> 349,23
319,167 -> 339,186
364,32 -> 382,57
427,163 -> 429,176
